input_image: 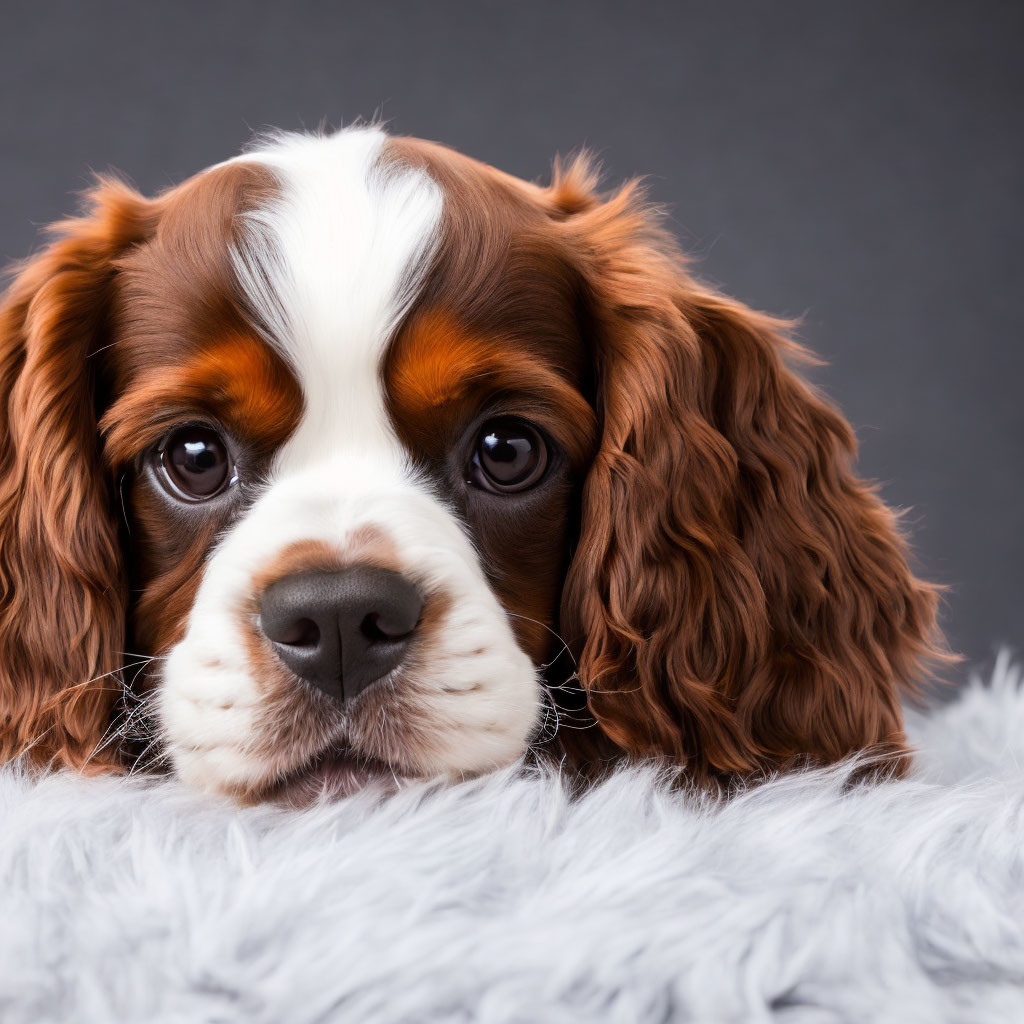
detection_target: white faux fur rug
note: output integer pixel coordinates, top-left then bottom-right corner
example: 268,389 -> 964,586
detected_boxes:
3,656 -> 1024,1024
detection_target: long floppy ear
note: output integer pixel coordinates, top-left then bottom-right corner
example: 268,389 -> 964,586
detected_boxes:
555,164 -> 947,780
0,180 -> 158,770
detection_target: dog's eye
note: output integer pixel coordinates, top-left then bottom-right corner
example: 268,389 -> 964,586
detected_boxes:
470,419 -> 548,493
157,425 -> 236,501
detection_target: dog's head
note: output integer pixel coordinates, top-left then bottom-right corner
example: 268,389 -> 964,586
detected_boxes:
0,127 -> 944,799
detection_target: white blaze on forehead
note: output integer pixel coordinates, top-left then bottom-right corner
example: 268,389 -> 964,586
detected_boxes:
230,127 -> 443,468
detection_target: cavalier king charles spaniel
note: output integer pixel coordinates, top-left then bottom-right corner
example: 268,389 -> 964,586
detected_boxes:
0,127 -> 945,802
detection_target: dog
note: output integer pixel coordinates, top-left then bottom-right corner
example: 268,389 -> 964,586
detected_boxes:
0,126 -> 945,801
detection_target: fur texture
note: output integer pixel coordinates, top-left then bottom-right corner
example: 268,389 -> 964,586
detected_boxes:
1,658 -> 1022,1023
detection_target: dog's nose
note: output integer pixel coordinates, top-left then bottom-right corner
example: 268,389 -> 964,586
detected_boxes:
258,567 -> 423,703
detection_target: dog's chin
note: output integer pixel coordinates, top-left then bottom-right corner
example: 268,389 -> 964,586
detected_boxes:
268,748 -> 407,807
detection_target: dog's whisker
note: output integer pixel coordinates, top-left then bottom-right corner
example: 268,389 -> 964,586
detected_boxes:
506,613 -> 578,671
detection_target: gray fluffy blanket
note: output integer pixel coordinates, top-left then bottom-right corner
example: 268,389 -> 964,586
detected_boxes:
2,655 -> 1024,1023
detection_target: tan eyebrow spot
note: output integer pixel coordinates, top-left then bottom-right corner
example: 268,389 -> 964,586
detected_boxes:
387,307 -> 598,467
389,310 -> 496,413
101,332 -> 302,464
390,308 -> 595,418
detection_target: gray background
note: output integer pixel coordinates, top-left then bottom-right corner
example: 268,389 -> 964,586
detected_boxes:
2,0 -> 1021,675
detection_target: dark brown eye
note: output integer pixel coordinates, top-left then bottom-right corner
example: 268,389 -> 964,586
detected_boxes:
470,419 -> 548,493
158,425 -> 235,501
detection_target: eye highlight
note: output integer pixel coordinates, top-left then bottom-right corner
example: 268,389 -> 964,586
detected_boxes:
156,425 -> 237,502
469,418 -> 549,494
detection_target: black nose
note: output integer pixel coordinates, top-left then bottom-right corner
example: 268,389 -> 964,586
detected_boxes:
258,567 -> 423,703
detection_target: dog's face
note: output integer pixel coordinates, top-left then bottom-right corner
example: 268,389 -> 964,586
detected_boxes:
107,131 -> 596,798
0,128 -> 944,800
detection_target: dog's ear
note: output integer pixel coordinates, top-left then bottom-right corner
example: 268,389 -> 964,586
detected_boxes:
0,180 -> 159,770
553,161 -> 947,779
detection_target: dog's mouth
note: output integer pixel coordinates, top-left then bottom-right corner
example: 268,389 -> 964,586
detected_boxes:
269,747 -> 404,806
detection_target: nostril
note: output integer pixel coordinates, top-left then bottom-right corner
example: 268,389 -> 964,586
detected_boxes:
361,611 -> 415,644
275,617 -> 321,648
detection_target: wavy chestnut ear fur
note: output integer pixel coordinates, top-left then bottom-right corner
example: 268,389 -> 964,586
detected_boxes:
0,180 -> 157,770
553,160 -> 948,781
